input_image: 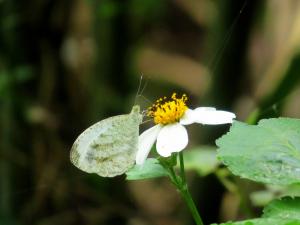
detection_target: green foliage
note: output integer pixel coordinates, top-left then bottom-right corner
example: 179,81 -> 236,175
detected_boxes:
0,218 -> 19,225
212,219 -> 300,225
262,197 -> 300,219
3,0 -> 300,224
216,118 -> 300,224
126,158 -> 168,180
211,197 -> 300,225
0,66 -> 33,96
250,184 -> 300,207
217,118 -> 300,185
158,152 -> 178,168
97,0 -> 121,19
181,146 -> 220,176
129,0 -> 167,19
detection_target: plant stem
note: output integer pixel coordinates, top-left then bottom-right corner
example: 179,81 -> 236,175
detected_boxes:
179,152 -> 186,184
179,188 -> 204,225
178,152 -> 204,225
164,153 -> 205,225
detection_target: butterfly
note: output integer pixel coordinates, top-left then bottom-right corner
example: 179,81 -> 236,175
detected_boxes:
70,105 -> 142,177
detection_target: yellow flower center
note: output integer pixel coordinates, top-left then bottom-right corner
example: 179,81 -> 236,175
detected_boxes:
147,93 -> 188,125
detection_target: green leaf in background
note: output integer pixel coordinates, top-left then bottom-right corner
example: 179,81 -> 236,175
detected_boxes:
250,184 -> 300,207
0,218 -> 19,225
182,146 -> 220,176
280,184 -> 300,198
216,118 -> 300,185
126,158 -> 168,180
14,65 -> 34,82
211,218 -> 300,225
97,0 -> 121,19
262,197 -> 300,220
211,197 -> 300,225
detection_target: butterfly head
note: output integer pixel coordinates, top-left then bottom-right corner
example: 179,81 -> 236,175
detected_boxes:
130,105 -> 143,124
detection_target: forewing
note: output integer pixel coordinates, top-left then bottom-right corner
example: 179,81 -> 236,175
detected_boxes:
70,107 -> 141,177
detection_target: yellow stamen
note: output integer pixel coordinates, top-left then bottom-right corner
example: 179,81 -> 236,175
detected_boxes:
147,93 -> 188,125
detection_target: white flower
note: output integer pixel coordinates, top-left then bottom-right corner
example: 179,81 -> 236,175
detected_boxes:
135,94 -> 236,165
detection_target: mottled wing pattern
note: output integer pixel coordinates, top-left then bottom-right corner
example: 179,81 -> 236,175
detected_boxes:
70,105 -> 142,177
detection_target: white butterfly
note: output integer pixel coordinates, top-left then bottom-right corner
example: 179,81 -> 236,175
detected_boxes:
70,105 -> 142,177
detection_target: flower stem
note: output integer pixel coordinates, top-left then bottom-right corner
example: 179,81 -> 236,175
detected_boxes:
179,187 -> 204,225
179,152 -> 186,184
178,152 -> 204,225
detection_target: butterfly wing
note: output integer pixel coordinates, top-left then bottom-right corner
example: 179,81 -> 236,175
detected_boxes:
70,105 -> 142,177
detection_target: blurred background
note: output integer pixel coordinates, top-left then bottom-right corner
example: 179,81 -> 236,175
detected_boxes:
1,0 -> 300,224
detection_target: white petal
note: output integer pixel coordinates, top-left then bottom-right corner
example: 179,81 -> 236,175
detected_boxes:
195,107 -> 216,112
156,123 -> 188,157
193,107 -> 236,125
136,124 -> 162,165
180,108 -> 197,125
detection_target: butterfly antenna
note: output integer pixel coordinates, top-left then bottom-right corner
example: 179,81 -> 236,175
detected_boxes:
134,74 -> 144,105
141,119 -> 152,125
139,74 -> 149,97
134,74 -> 153,107
209,0 -> 248,75
137,94 -> 153,105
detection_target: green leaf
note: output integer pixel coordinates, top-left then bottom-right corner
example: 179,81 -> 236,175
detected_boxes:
216,118 -> 300,185
14,65 -> 34,82
0,217 -> 20,225
126,158 -> 168,180
211,192 -> 300,225
211,218 -> 300,225
282,184 -> 300,198
250,184 -> 300,207
98,1 -> 120,19
182,146 -> 220,176
262,197 -> 300,220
